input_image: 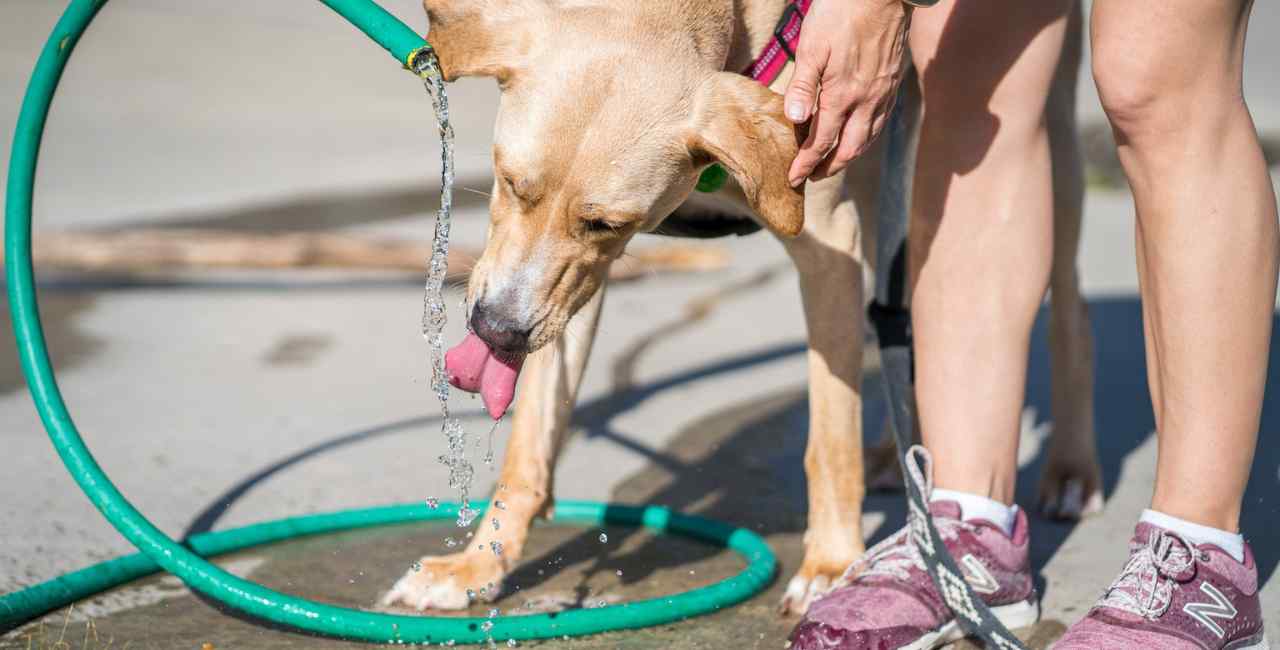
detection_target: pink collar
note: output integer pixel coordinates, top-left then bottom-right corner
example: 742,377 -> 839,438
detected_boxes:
742,0 -> 812,86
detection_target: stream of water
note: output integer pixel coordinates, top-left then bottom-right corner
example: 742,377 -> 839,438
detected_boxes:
414,49 -> 480,529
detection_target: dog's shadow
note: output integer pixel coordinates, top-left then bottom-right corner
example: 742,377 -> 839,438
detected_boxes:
503,297 -> 1280,604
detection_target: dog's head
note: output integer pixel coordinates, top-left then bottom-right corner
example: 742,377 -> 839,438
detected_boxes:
429,0 -> 802,413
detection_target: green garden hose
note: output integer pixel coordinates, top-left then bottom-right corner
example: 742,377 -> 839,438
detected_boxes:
2,0 -> 774,643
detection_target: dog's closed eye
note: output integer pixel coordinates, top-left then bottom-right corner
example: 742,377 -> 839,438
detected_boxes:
581,218 -> 619,234
578,203 -> 631,236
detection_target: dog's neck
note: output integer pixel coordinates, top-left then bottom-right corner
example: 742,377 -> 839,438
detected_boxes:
729,0 -> 791,72
656,0 -> 791,74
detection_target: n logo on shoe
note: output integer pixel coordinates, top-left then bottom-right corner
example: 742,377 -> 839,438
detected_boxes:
960,554 -> 999,595
1183,582 -> 1237,639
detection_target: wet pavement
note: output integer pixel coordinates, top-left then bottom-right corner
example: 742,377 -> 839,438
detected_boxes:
3,0 -> 1280,648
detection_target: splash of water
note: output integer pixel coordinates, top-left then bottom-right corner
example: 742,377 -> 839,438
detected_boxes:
413,49 -> 478,529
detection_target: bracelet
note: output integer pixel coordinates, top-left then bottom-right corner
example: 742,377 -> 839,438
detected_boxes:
902,0 -> 940,7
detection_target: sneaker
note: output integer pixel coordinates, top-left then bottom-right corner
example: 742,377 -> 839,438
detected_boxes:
1053,522 -> 1268,649
788,500 -> 1039,650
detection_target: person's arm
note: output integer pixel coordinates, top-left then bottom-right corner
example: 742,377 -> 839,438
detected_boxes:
785,0 -> 929,186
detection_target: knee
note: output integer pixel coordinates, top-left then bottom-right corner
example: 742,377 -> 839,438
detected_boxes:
1091,36 -> 1236,143
1092,54 -> 1167,140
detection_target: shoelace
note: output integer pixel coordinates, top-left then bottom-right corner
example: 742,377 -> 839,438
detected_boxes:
850,516 -> 977,583
1095,529 -> 1207,619
840,449 -> 977,585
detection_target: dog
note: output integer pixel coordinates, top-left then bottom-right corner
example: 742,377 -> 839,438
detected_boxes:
382,0 -> 1101,617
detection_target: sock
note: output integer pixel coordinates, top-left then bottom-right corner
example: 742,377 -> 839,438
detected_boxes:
1140,509 -> 1245,563
931,488 -> 1019,537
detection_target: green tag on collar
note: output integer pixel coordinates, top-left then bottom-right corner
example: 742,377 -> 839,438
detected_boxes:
696,164 -> 729,193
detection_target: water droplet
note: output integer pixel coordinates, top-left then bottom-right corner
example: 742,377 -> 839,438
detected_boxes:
410,561 -> 422,572
616,570 -> 623,577
598,532 -> 608,543
445,537 -> 458,548
466,588 -> 476,600
491,517 -> 500,531
480,621 -> 494,632
491,541 -> 504,556
488,608 -> 499,618
426,497 -> 440,509
597,600 -> 606,608
507,640 -> 518,647
494,500 -> 506,510
457,504 -> 480,528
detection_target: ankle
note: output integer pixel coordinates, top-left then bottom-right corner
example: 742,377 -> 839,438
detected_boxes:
1140,509 -> 1245,563
931,488 -> 1019,537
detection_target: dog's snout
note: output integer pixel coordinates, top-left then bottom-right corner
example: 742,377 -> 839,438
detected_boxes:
469,303 -> 531,353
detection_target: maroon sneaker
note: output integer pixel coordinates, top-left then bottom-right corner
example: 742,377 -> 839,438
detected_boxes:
1053,523 -> 1268,649
788,501 -> 1039,649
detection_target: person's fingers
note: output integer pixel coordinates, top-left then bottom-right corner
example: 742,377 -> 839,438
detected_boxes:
788,101 -> 848,186
866,109 -> 890,147
812,94 -> 897,180
813,104 -> 870,180
784,43 -> 825,123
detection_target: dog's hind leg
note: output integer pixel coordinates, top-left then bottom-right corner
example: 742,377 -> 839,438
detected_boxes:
777,165 -> 874,616
381,288 -> 605,611
1039,1 -> 1103,521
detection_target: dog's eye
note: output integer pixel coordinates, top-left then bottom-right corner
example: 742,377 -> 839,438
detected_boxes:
582,218 -> 618,234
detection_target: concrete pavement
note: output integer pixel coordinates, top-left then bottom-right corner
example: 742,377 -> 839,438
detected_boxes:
2,1 -> 1279,647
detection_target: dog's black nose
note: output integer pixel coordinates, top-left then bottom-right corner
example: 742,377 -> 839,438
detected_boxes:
469,303 -> 531,353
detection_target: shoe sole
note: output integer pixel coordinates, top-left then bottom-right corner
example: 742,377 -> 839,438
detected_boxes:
1229,633 -> 1269,650
902,598 -> 1041,650
1045,628 -> 1268,649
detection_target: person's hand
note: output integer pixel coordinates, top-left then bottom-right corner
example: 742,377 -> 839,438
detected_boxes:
786,0 -> 912,186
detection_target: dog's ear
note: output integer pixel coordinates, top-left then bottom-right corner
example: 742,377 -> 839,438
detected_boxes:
424,0 -> 534,83
688,72 -> 805,238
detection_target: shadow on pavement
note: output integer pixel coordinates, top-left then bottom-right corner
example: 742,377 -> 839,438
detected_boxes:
172,295 -> 1279,644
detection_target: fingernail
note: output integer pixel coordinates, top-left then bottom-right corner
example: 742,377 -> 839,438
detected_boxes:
786,100 -> 806,122
789,175 -> 803,188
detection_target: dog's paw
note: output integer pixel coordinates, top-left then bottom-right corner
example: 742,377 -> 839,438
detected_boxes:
1038,451 -> 1103,521
778,556 -> 855,617
380,551 -> 506,611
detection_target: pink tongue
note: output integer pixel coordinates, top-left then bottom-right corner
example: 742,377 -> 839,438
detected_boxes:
444,332 -> 524,420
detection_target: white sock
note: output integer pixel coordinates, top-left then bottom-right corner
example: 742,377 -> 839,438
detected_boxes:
1140,509 -> 1245,563
931,488 -> 1019,537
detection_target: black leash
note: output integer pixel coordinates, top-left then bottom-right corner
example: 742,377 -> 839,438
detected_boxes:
867,89 -> 1030,650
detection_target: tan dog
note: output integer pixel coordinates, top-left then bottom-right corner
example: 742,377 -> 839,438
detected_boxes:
383,0 -> 1101,616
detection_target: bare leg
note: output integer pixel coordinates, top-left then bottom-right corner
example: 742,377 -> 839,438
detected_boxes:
1040,1 -> 1104,520
908,0 -> 1073,503
1092,0 -> 1277,532
382,288 -> 605,610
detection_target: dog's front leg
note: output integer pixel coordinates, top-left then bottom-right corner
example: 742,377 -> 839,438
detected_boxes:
382,288 -> 605,611
777,173 -> 870,616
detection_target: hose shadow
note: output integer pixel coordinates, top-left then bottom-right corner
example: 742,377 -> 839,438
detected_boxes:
180,411 -> 485,540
